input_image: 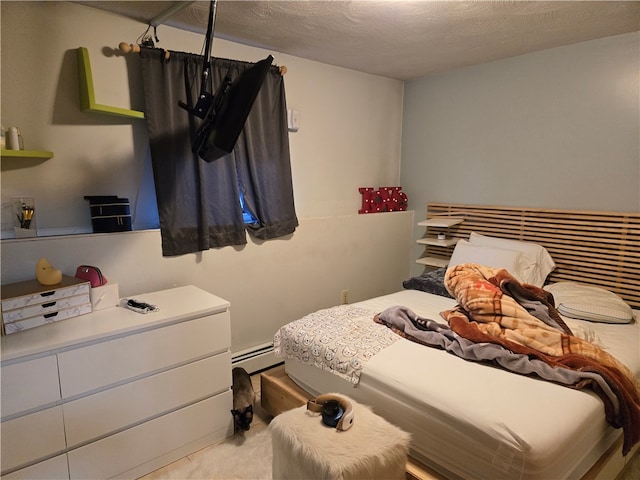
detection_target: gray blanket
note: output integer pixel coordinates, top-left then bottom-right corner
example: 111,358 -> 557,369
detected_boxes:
374,305 -> 619,415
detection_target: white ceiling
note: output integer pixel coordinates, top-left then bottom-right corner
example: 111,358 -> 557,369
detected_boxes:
76,1 -> 640,80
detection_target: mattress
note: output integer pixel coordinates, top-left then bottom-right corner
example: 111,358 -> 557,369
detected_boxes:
282,289 -> 640,480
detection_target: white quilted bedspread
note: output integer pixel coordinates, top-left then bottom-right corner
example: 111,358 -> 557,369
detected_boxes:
273,305 -> 400,384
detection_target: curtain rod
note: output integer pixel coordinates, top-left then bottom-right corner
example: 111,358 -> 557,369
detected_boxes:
118,42 -> 288,75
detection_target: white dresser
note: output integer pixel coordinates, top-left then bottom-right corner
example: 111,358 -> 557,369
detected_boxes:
0,285 -> 233,480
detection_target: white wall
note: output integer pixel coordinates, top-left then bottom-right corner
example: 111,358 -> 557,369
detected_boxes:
0,2 -> 410,354
400,32 -> 640,276
1,213 -> 414,351
1,1 -> 404,232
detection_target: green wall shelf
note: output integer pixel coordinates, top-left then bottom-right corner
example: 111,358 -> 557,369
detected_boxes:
77,47 -> 145,119
1,149 -> 54,159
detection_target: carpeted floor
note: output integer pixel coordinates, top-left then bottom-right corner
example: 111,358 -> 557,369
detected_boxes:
140,373 -> 274,480
142,427 -> 640,480
146,429 -> 273,480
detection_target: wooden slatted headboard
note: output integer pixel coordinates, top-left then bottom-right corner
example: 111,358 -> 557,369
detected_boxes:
422,203 -> 640,308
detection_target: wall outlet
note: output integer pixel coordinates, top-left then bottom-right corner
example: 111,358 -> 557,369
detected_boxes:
341,289 -> 349,305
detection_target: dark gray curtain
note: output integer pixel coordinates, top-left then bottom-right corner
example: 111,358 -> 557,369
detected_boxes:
139,48 -> 297,256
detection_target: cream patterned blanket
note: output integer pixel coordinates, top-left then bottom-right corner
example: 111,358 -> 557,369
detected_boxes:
273,305 -> 400,384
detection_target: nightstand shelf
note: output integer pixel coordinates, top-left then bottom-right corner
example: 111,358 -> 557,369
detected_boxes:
417,217 -> 464,228
416,237 -> 459,247
416,217 -> 464,268
416,256 -> 450,268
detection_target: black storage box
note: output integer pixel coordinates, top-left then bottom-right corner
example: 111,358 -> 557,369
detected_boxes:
84,195 -> 132,233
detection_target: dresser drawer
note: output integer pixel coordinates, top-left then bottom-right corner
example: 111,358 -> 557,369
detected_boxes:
3,303 -> 92,335
58,311 -> 231,398
2,278 -> 90,312
1,355 -> 60,418
67,391 -> 233,480
1,454 -> 68,480
1,406 -> 66,473
64,352 -> 231,447
3,294 -> 90,324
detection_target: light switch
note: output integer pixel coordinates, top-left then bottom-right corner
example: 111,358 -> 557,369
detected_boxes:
287,109 -> 300,132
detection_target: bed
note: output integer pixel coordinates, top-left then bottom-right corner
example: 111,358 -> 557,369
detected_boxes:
263,203 -> 639,480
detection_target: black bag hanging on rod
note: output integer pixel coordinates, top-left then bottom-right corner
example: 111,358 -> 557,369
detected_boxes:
180,0 -> 273,162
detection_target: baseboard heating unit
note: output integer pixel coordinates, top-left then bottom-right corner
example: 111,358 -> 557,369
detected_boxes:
231,342 -> 280,374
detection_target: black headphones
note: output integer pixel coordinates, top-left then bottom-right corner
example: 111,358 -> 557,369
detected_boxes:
307,394 -> 354,431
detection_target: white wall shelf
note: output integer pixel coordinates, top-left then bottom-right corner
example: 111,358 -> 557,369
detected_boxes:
416,217 -> 464,267
417,217 -> 464,228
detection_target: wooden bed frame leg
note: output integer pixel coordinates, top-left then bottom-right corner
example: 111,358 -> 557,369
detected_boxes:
260,364 -> 311,416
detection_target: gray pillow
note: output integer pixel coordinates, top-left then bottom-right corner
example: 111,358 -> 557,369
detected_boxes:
403,268 -> 453,298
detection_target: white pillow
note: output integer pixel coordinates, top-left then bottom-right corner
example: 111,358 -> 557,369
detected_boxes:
544,282 -> 634,324
469,232 -> 555,287
448,240 -> 528,283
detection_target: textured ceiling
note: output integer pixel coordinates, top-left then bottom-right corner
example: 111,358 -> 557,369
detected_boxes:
76,1 -> 640,80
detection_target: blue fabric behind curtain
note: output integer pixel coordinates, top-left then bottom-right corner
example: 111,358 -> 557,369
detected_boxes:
139,48 -> 297,256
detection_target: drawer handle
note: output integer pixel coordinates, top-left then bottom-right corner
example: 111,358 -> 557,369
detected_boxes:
44,312 -> 59,319
40,291 -> 55,297
42,302 -> 57,308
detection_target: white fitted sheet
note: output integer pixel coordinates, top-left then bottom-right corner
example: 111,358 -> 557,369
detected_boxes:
284,289 -> 639,480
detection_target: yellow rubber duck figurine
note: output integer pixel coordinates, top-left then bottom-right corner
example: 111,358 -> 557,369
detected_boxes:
36,257 -> 62,286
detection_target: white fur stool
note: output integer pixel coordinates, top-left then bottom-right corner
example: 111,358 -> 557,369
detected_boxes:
269,394 -> 410,480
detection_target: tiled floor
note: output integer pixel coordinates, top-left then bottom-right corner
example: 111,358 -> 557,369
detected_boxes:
137,371 -> 272,480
